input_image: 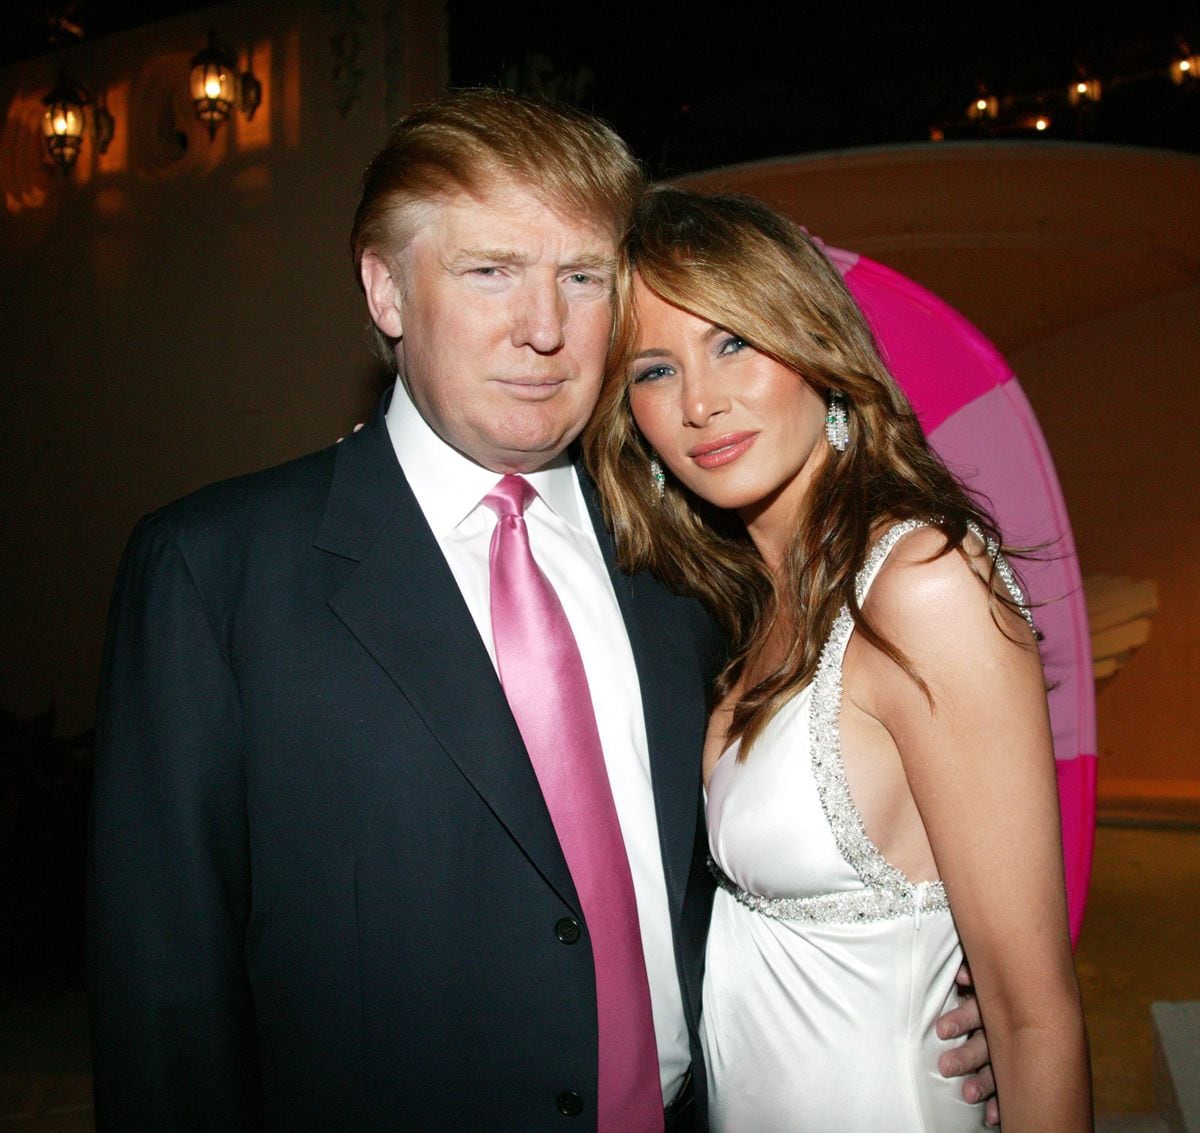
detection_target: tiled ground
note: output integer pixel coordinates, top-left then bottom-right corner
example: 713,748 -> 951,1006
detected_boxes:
2,823 -> 1196,1130
1075,824 -> 1200,1121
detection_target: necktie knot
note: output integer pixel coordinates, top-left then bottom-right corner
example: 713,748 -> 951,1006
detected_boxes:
483,474 -> 536,519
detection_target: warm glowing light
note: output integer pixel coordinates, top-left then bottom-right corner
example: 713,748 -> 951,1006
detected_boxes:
41,77 -> 89,172
44,106 -> 80,137
1035,117 -> 1049,131
189,30 -> 239,138
1068,78 -> 1101,106
966,95 -> 999,121
189,29 -> 262,142
1171,54 -> 1200,84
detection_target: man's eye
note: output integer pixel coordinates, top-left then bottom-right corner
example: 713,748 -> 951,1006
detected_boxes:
565,272 -> 608,289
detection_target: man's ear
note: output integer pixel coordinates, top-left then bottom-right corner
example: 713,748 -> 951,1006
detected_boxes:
361,250 -> 404,339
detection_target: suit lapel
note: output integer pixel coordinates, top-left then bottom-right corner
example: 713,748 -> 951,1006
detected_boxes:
577,465 -> 705,919
315,412 -> 578,908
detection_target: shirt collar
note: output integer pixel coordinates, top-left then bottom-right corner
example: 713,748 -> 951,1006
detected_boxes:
384,379 -> 583,537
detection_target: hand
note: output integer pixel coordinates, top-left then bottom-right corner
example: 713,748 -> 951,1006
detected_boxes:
936,963 -> 1000,1127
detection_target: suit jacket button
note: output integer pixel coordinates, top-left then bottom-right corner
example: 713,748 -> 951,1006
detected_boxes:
555,917 -> 581,944
556,1090 -> 584,1116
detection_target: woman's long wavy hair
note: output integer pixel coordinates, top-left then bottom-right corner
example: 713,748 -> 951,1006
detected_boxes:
584,186 -> 1022,757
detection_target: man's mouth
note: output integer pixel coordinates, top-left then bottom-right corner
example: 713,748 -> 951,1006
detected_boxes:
493,377 -> 568,401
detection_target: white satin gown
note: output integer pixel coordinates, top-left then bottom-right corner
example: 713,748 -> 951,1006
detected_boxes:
702,522 -> 993,1132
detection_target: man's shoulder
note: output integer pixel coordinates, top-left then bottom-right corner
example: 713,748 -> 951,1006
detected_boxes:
159,443 -> 340,532
120,442 -> 352,587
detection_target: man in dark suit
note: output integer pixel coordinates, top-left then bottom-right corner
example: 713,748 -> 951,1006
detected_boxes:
90,90 -> 994,1131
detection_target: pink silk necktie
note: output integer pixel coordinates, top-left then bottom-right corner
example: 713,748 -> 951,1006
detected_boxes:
483,474 -> 663,1132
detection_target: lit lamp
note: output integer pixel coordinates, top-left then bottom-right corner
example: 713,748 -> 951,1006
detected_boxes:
41,72 -> 115,173
189,30 -> 237,136
966,95 -> 999,121
1068,78 -> 1101,106
1170,52 -> 1200,85
189,29 -> 261,139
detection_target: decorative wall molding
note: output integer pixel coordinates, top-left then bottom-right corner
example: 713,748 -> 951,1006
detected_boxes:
321,0 -> 369,118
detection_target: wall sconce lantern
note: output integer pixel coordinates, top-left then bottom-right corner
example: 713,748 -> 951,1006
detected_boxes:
1169,52 -> 1200,85
41,72 -> 115,173
189,29 -> 261,138
966,95 -> 999,121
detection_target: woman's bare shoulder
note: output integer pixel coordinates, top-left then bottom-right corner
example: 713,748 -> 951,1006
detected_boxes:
863,523 -> 1033,653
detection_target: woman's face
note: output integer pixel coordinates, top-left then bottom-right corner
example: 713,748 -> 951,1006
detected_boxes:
627,275 -> 829,544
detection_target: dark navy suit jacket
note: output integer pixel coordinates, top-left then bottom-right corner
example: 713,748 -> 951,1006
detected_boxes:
89,404 -> 720,1131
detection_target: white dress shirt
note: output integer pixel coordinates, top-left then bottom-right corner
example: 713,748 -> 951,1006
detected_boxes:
385,380 -> 690,1103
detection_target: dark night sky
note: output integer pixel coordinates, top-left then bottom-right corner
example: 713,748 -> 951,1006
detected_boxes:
4,1 -> 1198,176
448,0 -> 1200,176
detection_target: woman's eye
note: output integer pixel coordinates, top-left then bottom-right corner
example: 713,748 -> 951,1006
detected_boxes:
632,364 -> 674,384
718,335 -> 748,356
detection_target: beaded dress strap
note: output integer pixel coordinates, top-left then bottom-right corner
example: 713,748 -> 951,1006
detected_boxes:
967,522 -> 1036,632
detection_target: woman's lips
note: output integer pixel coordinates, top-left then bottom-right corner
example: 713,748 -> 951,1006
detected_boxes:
688,432 -> 757,469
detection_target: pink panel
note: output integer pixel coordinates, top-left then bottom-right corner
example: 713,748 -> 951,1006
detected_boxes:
843,255 -> 1003,433
928,384 -> 1096,765
1057,757 -> 1098,945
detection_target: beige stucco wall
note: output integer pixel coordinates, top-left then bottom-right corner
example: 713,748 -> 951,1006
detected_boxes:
1,0 -> 447,732
681,144 -> 1200,814
1011,284 -> 1200,810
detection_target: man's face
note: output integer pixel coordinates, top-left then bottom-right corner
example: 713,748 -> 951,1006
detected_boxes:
363,183 -> 617,474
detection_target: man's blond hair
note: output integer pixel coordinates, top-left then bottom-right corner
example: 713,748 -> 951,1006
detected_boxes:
352,88 -> 643,274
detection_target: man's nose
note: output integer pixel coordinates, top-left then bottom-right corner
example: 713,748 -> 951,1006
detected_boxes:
512,279 -> 567,353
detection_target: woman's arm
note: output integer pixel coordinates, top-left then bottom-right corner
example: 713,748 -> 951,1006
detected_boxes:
859,527 -> 1092,1133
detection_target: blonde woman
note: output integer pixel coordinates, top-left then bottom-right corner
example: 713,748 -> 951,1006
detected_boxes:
585,187 -> 1091,1132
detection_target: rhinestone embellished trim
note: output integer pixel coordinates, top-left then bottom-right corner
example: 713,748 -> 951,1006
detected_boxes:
709,857 -> 944,924
973,524 -> 1036,631
806,519 -> 949,918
